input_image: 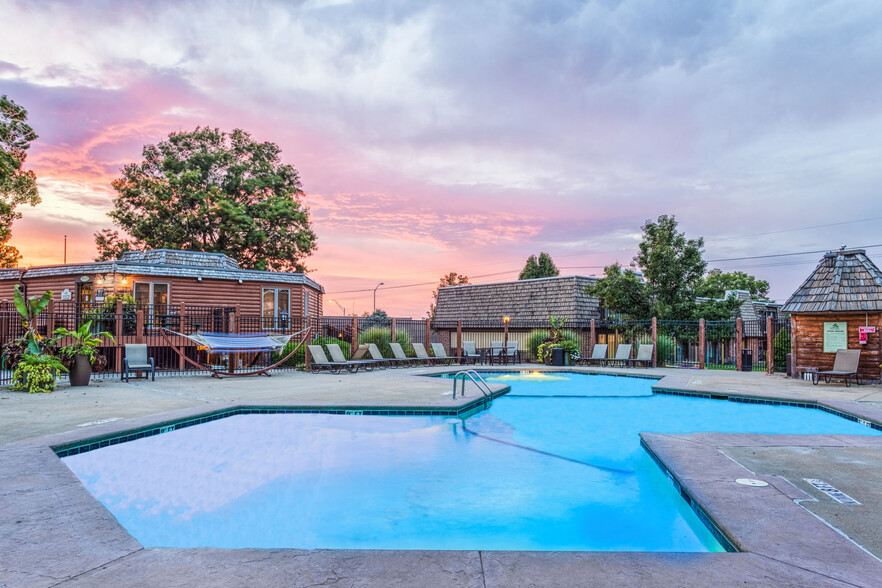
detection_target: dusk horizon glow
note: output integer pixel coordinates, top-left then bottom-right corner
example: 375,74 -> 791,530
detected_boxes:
3,0 -> 881,317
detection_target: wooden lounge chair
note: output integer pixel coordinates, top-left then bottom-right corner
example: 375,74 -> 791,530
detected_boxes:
431,343 -> 462,364
389,342 -> 417,366
577,344 -> 608,366
461,341 -> 481,365
814,349 -> 862,387
629,344 -> 654,368
326,343 -> 377,373
412,343 -> 442,366
307,345 -> 349,374
122,343 -> 155,382
602,344 -> 632,367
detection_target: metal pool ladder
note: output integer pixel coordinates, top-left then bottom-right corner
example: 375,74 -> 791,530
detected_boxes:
452,370 -> 493,405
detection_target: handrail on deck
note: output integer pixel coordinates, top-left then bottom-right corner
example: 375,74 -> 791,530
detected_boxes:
452,370 -> 493,407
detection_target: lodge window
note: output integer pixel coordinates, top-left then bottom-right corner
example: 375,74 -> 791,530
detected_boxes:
262,288 -> 290,328
133,282 -> 170,325
304,291 -> 310,317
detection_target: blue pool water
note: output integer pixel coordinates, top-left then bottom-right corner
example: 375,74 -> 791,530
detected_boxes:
61,373 -> 879,551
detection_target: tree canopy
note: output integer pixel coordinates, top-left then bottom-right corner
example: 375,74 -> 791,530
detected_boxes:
587,215 -> 769,321
0,95 -> 41,267
95,127 -> 317,272
428,271 -> 469,319
695,269 -> 771,301
519,252 -> 560,280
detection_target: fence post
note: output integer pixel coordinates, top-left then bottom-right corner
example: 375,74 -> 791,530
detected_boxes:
390,318 -> 396,343
115,299 -> 123,371
136,309 -> 145,344
651,317 -> 657,368
46,299 -> 56,335
735,317 -> 743,371
351,316 -> 358,353
179,302 -> 186,371
699,318 -> 706,370
229,312 -> 237,370
457,320 -> 463,358
425,319 -> 431,350
589,319 -> 596,359
766,316 -> 774,375
503,318 -> 509,352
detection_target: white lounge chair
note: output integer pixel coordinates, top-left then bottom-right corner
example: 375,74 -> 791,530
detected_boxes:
577,344 -> 608,366
326,343 -> 377,373
389,342 -> 417,366
602,344 -> 632,367
629,344 -> 654,368
431,343 -> 461,364
412,342 -> 442,365
307,345 -> 348,374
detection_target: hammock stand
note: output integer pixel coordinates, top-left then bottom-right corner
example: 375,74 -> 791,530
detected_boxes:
160,326 -> 311,378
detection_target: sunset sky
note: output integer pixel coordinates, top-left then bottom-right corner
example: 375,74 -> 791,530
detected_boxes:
2,0 -> 881,317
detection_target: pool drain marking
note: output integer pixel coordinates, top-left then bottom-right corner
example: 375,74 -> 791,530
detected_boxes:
460,424 -> 634,475
735,478 -> 769,487
804,479 -> 861,504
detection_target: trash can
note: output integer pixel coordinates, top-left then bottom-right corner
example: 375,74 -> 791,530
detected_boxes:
741,349 -> 753,372
552,347 -> 566,366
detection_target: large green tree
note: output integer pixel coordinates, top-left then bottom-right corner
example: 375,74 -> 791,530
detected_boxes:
0,95 -> 41,267
635,215 -> 706,319
587,263 -> 651,320
695,269 -> 771,301
519,252 -> 560,280
428,271 -> 469,320
95,127 -> 317,271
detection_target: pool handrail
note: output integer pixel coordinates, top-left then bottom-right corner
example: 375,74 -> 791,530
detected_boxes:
452,370 -> 493,407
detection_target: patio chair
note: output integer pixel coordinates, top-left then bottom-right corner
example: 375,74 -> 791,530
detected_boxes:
431,343 -> 462,364
503,341 -> 520,364
307,345 -> 348,374
461,341 -> 481,365
389,342 -> 417,366
489,340 -> 505,365
326,343 -> 377,373
814,349 -> 862,387
576,344 -> 608,366
412,342 -> 443,366
629,344 -> 654,368
601,344 -> 632,367
122,344 -> 155,382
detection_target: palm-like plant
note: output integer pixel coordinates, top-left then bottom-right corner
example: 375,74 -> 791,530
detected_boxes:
13,285 -> 53,355
52,320 -> 115,365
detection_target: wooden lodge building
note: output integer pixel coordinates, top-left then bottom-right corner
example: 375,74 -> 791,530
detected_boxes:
0,249 -> 324,328
782,249 -> 882,383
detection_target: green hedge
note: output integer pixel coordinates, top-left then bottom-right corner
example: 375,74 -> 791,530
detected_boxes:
272,336 -> 350,367
357,327 -> 414,357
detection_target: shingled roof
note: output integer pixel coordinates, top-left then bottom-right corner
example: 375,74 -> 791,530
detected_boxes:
782,249 -> 882,313
433,275 -> 600,326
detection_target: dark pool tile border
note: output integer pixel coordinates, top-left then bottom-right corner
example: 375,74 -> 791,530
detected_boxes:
640,438 -> 738,554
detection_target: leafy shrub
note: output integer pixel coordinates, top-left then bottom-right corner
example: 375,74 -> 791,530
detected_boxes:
654,334 -> 676,366
357,327 -> 413,357
537,339 -> 581,363
527,329 -> 552,357
272,336 -> 350,367
12,354 -> 68,393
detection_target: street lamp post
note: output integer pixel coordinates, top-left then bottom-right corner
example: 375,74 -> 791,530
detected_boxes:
327,298 -> 346,315
373,282 -> 384,312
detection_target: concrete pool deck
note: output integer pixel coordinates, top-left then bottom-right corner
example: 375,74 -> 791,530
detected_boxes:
3,365 -> 882,586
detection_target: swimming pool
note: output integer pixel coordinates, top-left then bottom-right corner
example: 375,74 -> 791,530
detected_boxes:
60,372 -> 879,551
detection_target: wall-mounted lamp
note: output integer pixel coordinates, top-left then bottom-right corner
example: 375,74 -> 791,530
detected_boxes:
238,279 -> 242,284
95,274 -> 104,284
120,275 -> 128,284
198,276 -> 202,281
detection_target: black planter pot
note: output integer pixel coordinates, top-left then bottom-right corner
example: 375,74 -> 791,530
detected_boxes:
69,354 -> 92,387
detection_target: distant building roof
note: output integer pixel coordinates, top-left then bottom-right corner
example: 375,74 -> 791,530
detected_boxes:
0,249 -> 323,292
782,249 -> 882,313
433,275 -> 600,326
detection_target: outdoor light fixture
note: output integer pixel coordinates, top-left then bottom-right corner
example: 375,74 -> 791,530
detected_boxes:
373,282 -> 384,312
503,315 -> 511,324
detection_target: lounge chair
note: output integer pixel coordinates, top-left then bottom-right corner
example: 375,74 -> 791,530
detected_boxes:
326,343 -> 377,373
461,341 -> 481,365
122,343 -> 155,382
602,344 -> 632,367
307,345 -> 349,374
389,342 -> 417,366
629,344 -> 654,368
814,349 -> 862,387
412,343 -> 443,366
576,344 -> 608,366
431,343 -> 462,364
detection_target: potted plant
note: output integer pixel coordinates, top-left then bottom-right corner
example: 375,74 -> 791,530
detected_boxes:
52,320 -> 115,386
12,353 -> 68,393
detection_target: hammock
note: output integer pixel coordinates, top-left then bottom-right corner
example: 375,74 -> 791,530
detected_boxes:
160,326 -> 311,378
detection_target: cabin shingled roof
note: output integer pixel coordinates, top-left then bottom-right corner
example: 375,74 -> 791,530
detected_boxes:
782,249 -> 882,313
433,275 -> 600,325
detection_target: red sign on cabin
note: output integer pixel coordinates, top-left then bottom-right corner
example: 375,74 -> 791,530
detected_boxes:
858,326 -> 876,344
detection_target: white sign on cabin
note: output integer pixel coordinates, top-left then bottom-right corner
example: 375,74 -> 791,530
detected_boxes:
60,289 -> 72,300
823,322 -> 848,353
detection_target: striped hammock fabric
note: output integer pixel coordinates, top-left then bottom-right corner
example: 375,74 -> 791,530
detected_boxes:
168,330 -> 296,353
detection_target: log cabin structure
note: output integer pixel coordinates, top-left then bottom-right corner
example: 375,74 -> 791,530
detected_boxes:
782,249 -> 882,383
0,249 -> 323,323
